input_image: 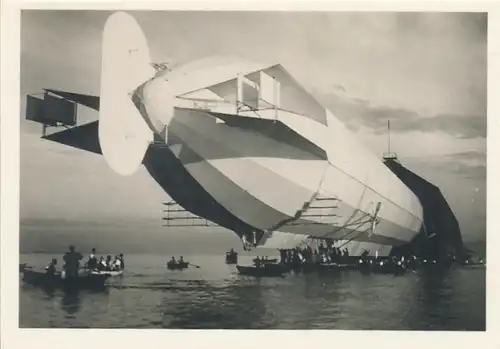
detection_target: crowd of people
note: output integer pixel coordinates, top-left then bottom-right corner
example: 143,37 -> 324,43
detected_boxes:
45,246 -> 125,277
279,241 -> 351,267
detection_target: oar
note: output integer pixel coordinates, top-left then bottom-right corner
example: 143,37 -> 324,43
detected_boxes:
188,263 -> 201,269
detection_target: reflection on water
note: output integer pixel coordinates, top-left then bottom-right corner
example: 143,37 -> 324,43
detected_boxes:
60,291 -> 81,317
19,254 -> 485,330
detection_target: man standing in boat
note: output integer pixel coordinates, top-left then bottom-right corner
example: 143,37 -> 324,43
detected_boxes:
63,245 -> 83,278
86,248 -> 98,270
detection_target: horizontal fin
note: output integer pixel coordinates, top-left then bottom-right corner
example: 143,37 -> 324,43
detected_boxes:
43,121 -> 102,155
44,89 -> 100,110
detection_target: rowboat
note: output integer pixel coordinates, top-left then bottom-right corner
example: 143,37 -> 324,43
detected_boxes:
21,269 -> 109,291
166,261 -> 189,270
236,264 -> 288,277
225,251 -> 238,264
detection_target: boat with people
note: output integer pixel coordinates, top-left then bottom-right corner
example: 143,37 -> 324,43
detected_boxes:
166,261 -> 189,270
166,256 -> 197,270
236,256 -> 290,277
19,245 -> 125,291
21,268 -> 109,291
225,249 -> 238,264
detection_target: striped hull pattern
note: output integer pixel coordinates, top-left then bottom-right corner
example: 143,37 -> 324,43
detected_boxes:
160,108 -> 423,253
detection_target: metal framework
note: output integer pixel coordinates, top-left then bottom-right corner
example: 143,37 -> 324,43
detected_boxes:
162,200 -> 218,227
283,196 -> 340,226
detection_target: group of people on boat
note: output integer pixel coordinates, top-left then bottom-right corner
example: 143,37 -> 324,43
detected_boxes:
278,240 -> 351,266
44,246 -> 125,277
86,248 -> 125,272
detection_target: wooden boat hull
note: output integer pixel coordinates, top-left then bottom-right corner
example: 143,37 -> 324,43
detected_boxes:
166,262 -> 189,270
90,270 -> 124,277
236,264 -> 287,277
22,269 -> 108,291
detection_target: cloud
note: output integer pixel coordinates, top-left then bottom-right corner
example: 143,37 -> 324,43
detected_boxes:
404,150 -> 486,181
320,92 -> 486,139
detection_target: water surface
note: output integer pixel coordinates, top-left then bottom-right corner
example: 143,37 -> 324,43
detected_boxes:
19,253 -> 486,330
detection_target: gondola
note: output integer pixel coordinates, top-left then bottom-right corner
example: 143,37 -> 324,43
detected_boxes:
236,263 -> 288,277
166,261 -> 189,270
21,269 -> 109,291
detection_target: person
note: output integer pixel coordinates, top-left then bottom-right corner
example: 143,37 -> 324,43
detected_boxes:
170,256 -> 176,264
45,258 -> 58,276
105,255 -> 112,271
255,257 -> 262,268
113,256 -> 122,271
179,256 -> 185,265
63,245 -> 83,278
119,253 -> 125,270
87,248 -> 98,270
97,256 -> 107,271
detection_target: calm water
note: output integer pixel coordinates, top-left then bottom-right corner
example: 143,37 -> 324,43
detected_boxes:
19,253 -> 486,330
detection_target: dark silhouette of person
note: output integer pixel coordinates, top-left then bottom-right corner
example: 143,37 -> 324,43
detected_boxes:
97,256 -> 106,271
87,248 -> 98,270
45,258 -> 58,276
119,253 -> 125,269
63,245 -> 83,278
105,255 -> 112,271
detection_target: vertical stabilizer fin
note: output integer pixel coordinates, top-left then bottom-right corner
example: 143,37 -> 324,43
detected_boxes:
98,11 -> 156,176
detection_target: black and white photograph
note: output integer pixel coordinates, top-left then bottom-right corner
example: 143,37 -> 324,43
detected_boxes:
3,4 -> 492,336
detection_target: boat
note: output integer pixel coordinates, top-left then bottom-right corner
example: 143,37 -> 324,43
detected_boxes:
166,261 -> 189,270
225,251 -> 238,264
236,264 -> 288,277
90,270 -> 124,277
21,269 -> 109,291
24,11 -> 467,262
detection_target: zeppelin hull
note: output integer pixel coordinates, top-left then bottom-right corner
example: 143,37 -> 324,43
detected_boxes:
158,107 -> 423,248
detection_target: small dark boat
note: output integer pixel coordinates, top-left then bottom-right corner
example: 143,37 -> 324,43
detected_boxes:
21,269 -> 108,291
166,261 -> 189,270
236,263 -> 288,277
225,251 -> 238,264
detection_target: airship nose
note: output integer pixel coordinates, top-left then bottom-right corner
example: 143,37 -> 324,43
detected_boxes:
131,76 -> 175,140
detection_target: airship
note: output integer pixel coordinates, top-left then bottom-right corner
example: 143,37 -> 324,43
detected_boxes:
24,11 -> 465,258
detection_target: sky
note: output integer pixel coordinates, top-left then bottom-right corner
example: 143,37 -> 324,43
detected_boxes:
19,11 -> 487,253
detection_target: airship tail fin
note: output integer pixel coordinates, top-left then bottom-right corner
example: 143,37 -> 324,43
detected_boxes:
98,11 -> 156,176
